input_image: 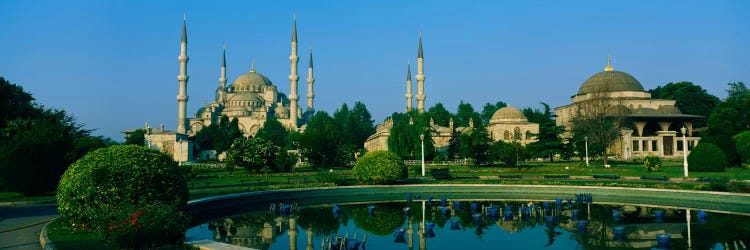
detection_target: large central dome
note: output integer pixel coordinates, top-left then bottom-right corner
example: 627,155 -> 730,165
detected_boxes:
231,68 -> 273,91
577,59 -> 644,95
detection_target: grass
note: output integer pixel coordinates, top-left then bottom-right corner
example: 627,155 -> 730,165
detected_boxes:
0,191 -> 55,203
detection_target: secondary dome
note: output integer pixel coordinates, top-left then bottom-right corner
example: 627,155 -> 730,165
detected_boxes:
231,67 -> 273,91
491,106 -> 528,123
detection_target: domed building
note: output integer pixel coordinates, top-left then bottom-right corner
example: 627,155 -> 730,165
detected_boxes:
554,57 -> 701,158
487,106 -> 539,146
182,18 -> 316,137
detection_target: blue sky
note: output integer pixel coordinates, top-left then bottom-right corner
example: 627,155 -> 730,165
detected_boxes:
1,1 -> 748,140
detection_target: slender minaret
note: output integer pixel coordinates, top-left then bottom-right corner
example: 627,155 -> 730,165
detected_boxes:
405,62 -> 413,112
306,47 -> 315,111
415,33 -> 426,112
176,17 -> 190,134
288,16 -> 299,127
217,48 -> 227,104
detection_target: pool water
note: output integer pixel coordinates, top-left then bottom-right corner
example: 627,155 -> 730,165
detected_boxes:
187,199 -> 750,249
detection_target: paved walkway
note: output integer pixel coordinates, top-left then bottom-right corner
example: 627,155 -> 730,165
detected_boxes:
0,204 -> 58,250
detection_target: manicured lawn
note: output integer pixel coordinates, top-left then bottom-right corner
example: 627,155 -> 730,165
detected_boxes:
0,191 -> 55,202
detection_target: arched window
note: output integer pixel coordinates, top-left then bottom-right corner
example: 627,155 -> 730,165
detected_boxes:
503,130 -> 510,140
526,131 -> 532,140
514,127 -> 522,141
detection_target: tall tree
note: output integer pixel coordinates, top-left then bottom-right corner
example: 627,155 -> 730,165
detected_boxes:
458,125 -> 492,166
191,115 -> 243,154
226,137 -> 279,172
299,111 -> 341,169
124,129 -> 146,146
480,101 -> 507,125
455,101 -> 481,127
569,85 -> 624,165
255,118 -> 289,149
350,101 -> 375,149
649,81 -> 720,127
706,82 -> 750,166
427,103 -> 452,126
523,103 -> 566,161
387,111 -> 435,161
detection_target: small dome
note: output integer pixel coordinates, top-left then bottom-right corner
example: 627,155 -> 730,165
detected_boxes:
231,69 -> 273,91
195,107 -> 206,117
491,106 -> 528,123
578,70 -> 644,95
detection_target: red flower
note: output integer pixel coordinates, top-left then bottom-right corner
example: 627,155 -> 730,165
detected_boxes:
108,225 -> 119,231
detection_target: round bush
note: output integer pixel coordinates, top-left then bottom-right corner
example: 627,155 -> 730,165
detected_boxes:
352,151 -> 407,184
57,145 -> 189,229
644,155 -> 662,172
688,143 -> 728,172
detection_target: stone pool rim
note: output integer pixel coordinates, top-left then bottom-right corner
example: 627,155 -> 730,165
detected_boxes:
186,184 -> 750,226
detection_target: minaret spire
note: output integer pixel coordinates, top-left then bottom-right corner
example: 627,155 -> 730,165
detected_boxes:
217,47 -> 227,104
176,17 -> 190,134
405,62 -> 413,112
288,16 -> 300,128
415,33 -> 426,112
604,53 -> 614,72
306,47 -> 315,111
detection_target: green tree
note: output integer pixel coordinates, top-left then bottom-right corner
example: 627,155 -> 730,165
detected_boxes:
124,128 -> 145,145
0,77 -> 36,128
255,118 -> 289,149
733,131 -> 750,166
386,111 -> 435,160
480,101 -> 507,125
523,103 -> 566,161
349,101 -> 375,149
459,126 -> 492,166
569,85 -> 624,166
490,141 -> 526,167
299,111 -> 341,169
227,137 -> 278,172
454,101 -> 481,127
427,102 -> 453,126
648,81 -> 720,127
707,82 -> 750,166
191,115 -> 243,155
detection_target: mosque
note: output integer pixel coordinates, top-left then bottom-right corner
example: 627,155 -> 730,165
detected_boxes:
554,57 -> 701,158
126,17 -> 313,162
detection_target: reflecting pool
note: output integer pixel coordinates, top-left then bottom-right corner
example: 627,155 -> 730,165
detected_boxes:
188,197 -> 750,249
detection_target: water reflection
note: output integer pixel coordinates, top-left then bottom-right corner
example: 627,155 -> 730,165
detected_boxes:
188,199 -> 750,250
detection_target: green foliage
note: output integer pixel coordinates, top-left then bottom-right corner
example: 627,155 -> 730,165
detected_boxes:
728,180 -> 750,193
688,143 -> 728,172
299,111 -> 341,169
708,177 -> 729,192
524,103 -> 567,161
733,131 -> 750,166
101,202 -> 187,249
707,82 -> 750,166
644,155 -> 662,172
454,100 -> 481,127
227,137 -> 283,172
56,145 -> 189,230
124,128 -> 145,145
315,171 -> 342,185
386,111 -> 436,160
701,135 -> 739,167
255,118 -> 289,149
330,102 -> 376,168
427,102 -> 453,126
0,77 -> 36,127
490,141 -> 527,167
351,204 -> 405,235
459,126 -> 492,166
352,151 -> 407,184
191,115 -> 243,154
649,81 -> 720,127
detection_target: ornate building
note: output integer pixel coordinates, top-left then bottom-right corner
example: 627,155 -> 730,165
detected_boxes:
487,106 -> 539,146
181,17 -> 315,137
554,57 -> 701,158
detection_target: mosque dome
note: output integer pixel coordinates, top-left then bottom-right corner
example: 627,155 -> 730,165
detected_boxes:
491,106 -> 528,123
231,67 -> 273,91
577,58 -> 644,95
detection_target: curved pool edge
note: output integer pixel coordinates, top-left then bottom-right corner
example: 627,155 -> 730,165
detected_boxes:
186,184 -> 750,225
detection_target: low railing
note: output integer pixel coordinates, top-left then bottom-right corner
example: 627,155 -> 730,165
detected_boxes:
404,159 -> 467,165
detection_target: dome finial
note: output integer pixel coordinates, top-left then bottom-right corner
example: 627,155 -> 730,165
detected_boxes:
250,59 -> 256,73
604,53 -> 614,72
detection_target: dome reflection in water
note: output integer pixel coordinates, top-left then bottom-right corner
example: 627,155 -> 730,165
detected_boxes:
187,199 -> 750,250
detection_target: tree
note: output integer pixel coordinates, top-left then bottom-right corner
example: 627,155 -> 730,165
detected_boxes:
386,111 -> 435,161
490,141 -> 526,168
0,77 -> 36,129
524,103 -> 566,161
124,128 -> 145,145
480,101 -> 507,125
227,137 -> 279,172
569,86 -> 624,166
459,125 -> 492,166
648,81 -> 720,127
255,118 -> 289,149
349,101 -> 375,149
191,115 -> 243,155
299,111 -> 341,169
427,103 -> 453,126
706,82 -> 750,166
454,101 -> 481,127
734,131 -> 750,166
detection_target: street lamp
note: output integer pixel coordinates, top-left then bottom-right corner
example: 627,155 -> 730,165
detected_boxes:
584,136 -> 589,167
681,127 -> 689,178
420,134 -> 425,177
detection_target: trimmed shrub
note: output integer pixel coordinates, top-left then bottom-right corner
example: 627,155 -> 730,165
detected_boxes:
687,143 -> 728,172
101,202 -> 188,249
352,151 -> 407,184
644,155 -> 662,172
315,171 -> 342,185
57,145 -> 189,231
734,131 -> 750,166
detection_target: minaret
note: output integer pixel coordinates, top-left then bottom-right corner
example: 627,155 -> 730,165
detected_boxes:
217,48 -> 227,104
306,47 -> 315,111
288,16 -> 299,127
604,54 -> 614,72
405,62 -> 413,112
415,33 -> 426,112
176,17 -> 190,134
